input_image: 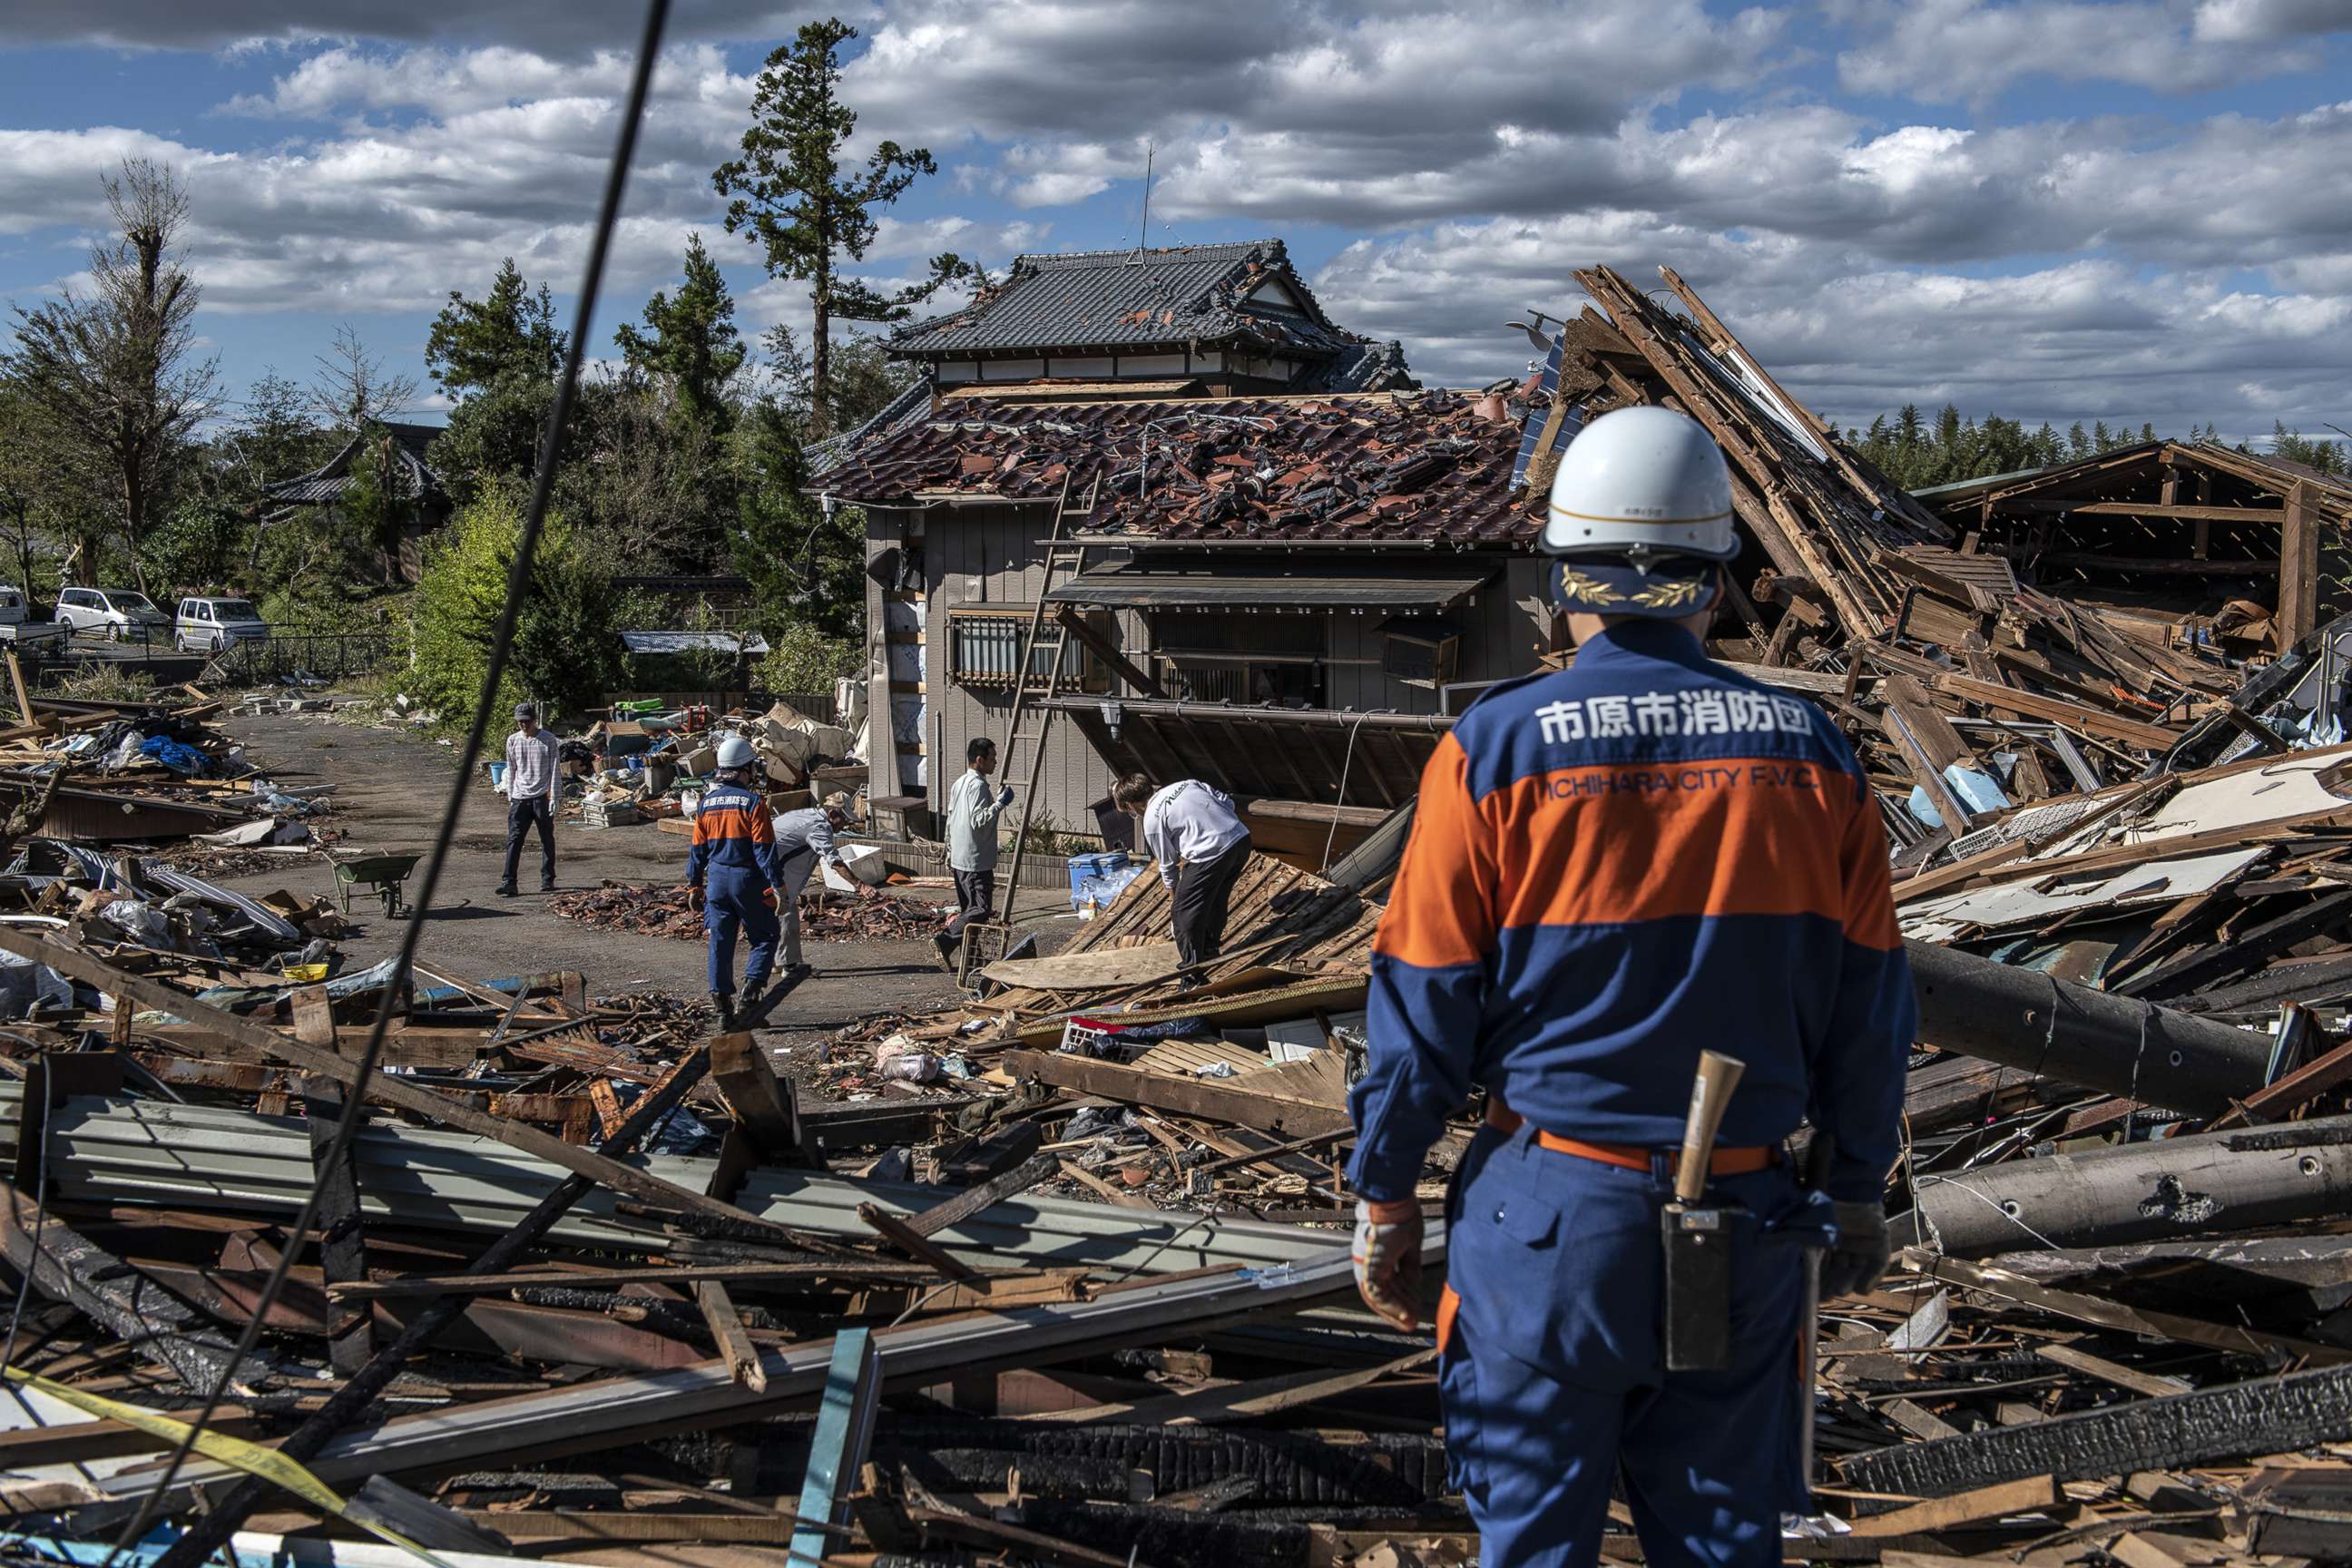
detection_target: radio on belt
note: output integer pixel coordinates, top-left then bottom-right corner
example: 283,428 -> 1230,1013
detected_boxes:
1661,1049 -> 1748,1373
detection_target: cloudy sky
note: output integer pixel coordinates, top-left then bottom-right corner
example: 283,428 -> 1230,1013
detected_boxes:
3,0 -> 2349,446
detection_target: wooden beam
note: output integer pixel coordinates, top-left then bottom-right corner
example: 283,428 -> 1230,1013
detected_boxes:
695,1279 -> 768,1392
709,1031 -> 816,1168
1845,1475 -> 2063,1537
303,1076 -> 375,1377
2281,479 -> 2320,647
1926,673 -> 2182,750
1054,606 -> 1164,700
1003,1050 -> 1351,1139
2038,553 -> 2277,576
2030,501 -> 2288,522
901,1152 -> 1060,1240
857,1200 -> 984,1284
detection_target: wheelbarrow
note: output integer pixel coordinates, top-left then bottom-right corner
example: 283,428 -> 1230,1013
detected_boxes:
333,850 -> 423,919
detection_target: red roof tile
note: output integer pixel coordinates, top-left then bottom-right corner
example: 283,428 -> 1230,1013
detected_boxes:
821,390 -> 1538,546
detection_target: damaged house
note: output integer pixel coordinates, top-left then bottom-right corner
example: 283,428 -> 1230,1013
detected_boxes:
1918,440 -> 2352,654
260,421 -> 453,584
818,236 -> 1533,862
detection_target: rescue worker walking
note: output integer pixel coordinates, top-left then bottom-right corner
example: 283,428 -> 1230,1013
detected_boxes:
1347,407 -> 1914,1567
685,736 -> 782,1030
772,793 -> 875,974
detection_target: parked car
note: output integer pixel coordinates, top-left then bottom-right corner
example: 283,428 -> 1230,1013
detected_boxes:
55,586 -> 170,642
174,596 -> 271,653
0,586 -> 69,651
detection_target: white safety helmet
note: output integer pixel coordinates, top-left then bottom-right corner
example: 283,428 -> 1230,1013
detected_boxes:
1543,407 -> 1737,619
714,735 -> 756,771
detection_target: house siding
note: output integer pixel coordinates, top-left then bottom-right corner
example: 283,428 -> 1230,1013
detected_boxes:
928,502 -> 1124,846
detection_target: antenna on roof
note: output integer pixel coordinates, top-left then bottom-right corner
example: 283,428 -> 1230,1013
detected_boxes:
1131,142 -> 1154,264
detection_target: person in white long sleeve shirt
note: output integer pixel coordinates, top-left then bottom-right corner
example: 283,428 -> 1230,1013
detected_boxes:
936,737 -> 1013,971
1112,772 -> 1252,969
498,702 -> 562,896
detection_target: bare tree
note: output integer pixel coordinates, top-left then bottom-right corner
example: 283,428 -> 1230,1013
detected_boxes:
309,322 -> 419,433
5,159 -> 218,591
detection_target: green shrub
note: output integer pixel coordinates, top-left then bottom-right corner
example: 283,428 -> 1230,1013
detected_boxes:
408,483 -> 623,729
752,620 -> 860,697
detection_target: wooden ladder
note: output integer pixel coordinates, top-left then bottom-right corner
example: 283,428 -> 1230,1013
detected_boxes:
958,474 -> 1101,983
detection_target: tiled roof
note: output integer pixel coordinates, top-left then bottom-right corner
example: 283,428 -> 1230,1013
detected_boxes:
890,239 -> 1360,361
807,379 -> 933,477
822,389 -> 1540,547
263,420 -> 447,505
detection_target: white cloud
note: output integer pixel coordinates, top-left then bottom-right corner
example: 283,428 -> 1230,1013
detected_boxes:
1832,0 -> 2341,103
1314,220 -> 2351,439
2194,0 -> 2352,42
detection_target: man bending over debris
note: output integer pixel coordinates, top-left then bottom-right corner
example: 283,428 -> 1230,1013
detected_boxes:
773,792 -> 874,974
1348,407 -> 1913,1568
936,735 -> 1013,972
1113,772 -> 1251,972
687,735 -> 784,1030
497,701 -> 561,897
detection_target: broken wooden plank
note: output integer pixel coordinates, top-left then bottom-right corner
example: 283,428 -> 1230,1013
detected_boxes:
858,1200 -> 984,1284
302,1075 -> 375,1378
709,1030 -> 817,1168
1004,1050 -> 1352,1138
695,1279 -> 767,1393
1846,1475 -> 2064,1537
904,1152 -> 1060,1240
2031,1343 -> 2191,1399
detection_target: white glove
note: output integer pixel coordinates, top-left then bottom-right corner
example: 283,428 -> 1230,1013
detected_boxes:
1351,1199 -> 1425,1331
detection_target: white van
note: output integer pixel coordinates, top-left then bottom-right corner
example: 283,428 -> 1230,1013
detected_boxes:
174,597 -> 271,653
56,586 -> 170,642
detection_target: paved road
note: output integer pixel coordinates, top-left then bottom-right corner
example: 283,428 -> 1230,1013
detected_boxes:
211,710 -> 982,1050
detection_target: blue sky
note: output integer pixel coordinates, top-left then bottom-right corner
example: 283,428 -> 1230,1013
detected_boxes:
3,0 -> 2348,447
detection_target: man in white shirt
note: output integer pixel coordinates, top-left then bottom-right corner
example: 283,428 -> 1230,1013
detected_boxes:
936,736 -> 1014,971
1112,772 -> 1252,969
772,793 -> 875,971
498,702 -> 562,897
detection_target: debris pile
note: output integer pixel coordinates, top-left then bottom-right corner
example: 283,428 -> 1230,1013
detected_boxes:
549,880 -> 948,944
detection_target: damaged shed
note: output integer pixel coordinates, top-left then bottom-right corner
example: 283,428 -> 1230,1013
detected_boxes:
1921,441 -> 2352,654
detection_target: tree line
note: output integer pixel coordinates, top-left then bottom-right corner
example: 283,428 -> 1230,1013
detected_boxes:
1847,403 -> 2347,491
0,17 -> 972,725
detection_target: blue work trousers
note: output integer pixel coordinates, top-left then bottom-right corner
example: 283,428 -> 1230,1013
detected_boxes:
1440,1123 -> 1807,1568
704,870 -> 779,997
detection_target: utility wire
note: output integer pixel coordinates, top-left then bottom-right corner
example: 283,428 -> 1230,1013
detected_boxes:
102,2 -> 672,1556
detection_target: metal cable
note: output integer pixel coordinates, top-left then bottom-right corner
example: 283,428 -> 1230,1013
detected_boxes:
103,1 -> 671,1552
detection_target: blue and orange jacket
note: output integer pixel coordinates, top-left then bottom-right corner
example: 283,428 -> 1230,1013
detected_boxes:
1345,620 -> 1914,1205
686,781 -> 784,887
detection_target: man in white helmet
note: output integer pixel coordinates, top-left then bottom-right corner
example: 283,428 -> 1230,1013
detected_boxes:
685,735 -> 785,1030
1345,406 -> 1913,1565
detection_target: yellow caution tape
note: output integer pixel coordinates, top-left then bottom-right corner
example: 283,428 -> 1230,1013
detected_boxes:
2,1367 -> 454,1568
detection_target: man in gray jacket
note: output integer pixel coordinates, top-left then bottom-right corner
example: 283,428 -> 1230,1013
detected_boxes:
936,736 -> 1013,971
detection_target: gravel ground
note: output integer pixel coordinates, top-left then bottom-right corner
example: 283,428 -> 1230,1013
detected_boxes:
209,709 -> 1015,1054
